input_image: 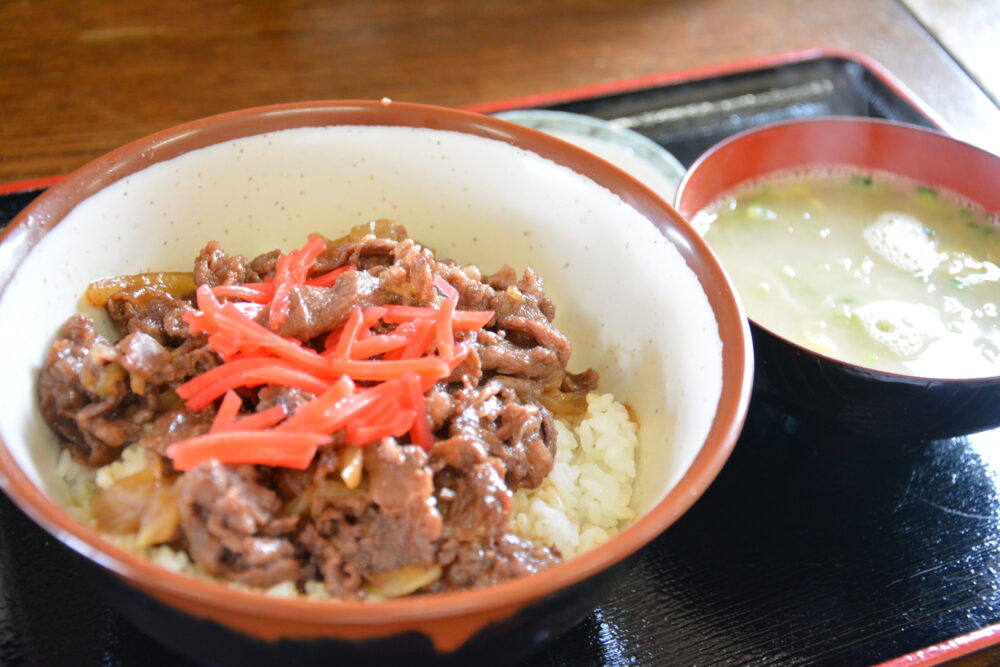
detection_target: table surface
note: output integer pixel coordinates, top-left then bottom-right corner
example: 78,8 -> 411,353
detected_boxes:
3,1 -> 1000,665
2,0 -> 1000,185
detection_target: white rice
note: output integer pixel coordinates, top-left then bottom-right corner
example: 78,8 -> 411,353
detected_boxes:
511,392 -> 638,558
56,391 -> 638,592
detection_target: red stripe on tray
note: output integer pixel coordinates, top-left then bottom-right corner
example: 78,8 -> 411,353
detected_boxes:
874,622 -> 1000,666
0,174 -> 65,196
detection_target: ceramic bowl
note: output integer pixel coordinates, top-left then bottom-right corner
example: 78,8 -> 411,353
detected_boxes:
676,117 -> 1000,440
0,101 -> 753,666
492,109 -> 686,204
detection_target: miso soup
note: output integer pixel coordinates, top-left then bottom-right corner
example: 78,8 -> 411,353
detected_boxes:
693,169 -> 1000,378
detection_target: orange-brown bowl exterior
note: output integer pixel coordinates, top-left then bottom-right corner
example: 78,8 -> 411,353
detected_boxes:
676,117 -> 1000,440
0,101 -> 753,665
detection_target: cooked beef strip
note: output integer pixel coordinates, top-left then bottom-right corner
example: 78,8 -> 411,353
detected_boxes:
485,265 -> 556,321
299,439 -> 444,598
39,316 -> 152,466
435,459 -> 511,542
193,241 -> 261,287
312,237 -> 400,275
256,386 -> 315,415
477,330 -> 565,389
39,316 -> 100,447
483,265 -> 518,290
429,435 -> 489,473
139,403 -> 214,458
299,522 -> 363,597
41,227 -> 599,596
376,238 -> 437,303
493,400 -> 556,489
443,261 -> 568,372
176,461 -> 301,588
272,272 -> 398,341
119,332 -> 176,388
434,533 -> 560,592
445,338 -> 483,385
446,379 -> 556,489
365,438 -> 436,515
438,262 -> 495,313
249,249 -> 280,280
171,336 -> 220,381
106,289 -> 194,345
425,387 -> 455,432
272,439 -> 350,503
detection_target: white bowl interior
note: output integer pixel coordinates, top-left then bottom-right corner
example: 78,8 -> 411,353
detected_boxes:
0,125 -> 723,520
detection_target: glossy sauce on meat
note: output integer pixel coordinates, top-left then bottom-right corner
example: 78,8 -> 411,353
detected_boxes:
38,225 -> 596,598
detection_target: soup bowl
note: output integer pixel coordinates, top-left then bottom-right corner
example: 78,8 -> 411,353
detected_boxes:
676,117 -> 1000,440
0,101 -> 752,666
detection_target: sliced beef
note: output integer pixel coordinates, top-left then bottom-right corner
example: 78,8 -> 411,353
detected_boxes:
490,281 -> 569,365
139,403 -> 214,458
483,265 -> 518,291
119,332 -> 175,390
435,534 -> 560,592
425,387 -> 455,432
489,400 -> 554,489
194,241 -> 260,287
312,237 -> 400,275
175,461 -> 301,588
477,330 -> 565,389
106,289 -> 194,345
513,266 -> 557,322
491,374 -> 541,401
446,341 -> 483,385
374,239 -> 437,303
171,337 -> 220,382
299,522 -> 364,598
39,317 -> 95,428
272,466 -> 313,502
448,380 -> 505,452
300,439 -> 444,598
500,314 -> 570,367
429,435 -> 488,473
271,443 -> 349,504
249,249 -> 281,280
353,497 -> 441,573
273,271 -> 397,341
38,315 -> 152,466
438,262 -> 496,314
435,459 -> 512,542
256,386 -> 315,415
446,379 -> 556,490
445,262 -> 571,383
365,438 -> 435,514
39,225 -> 601,597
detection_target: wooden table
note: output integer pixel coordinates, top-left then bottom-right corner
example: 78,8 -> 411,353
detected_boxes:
2,1 -> 1000,665
1,0 -> 999,184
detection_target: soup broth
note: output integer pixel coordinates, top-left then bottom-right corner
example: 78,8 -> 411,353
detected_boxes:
694,169 -> 999,378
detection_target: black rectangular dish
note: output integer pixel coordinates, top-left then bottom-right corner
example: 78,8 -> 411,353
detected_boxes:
1,51 -> 998,666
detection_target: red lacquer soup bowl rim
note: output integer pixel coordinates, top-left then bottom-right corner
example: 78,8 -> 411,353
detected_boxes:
675,115 -> 1000,385
0,99 -> 752,634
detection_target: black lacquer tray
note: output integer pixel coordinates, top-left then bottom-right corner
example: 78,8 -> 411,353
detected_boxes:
2,51 -> 998,666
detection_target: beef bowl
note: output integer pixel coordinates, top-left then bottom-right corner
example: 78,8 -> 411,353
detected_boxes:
676,117 -> 1000,440
0,101 -> 752,666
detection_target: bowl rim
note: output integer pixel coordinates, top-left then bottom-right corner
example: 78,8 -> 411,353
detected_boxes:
674,115 -> 1000,385
0,99 -> 753,625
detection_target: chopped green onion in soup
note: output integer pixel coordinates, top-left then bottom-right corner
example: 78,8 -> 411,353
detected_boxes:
693,168 -> 1000,377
